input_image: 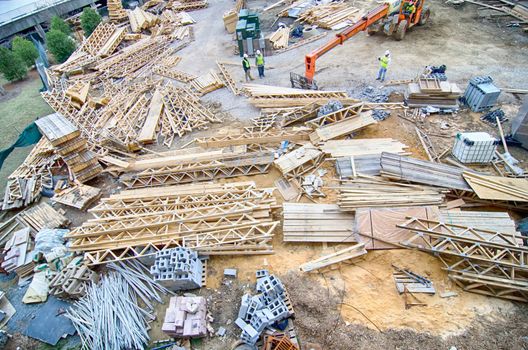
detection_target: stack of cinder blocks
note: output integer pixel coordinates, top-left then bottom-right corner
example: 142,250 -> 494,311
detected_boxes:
235,270 -> 292,345
162,296 -> 207,338
48,258 -> 99,299
150,248 -> 203,291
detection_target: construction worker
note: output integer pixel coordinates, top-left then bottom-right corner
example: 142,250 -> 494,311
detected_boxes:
376,50 -> 391,82
242,54 -> 254,82
403,0 -> 416,15
255,50 -> 265,78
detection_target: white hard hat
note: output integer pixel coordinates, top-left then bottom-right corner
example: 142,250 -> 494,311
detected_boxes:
256,50 -> 261,55
385,50 -> 390,56
243,53 -> 248,58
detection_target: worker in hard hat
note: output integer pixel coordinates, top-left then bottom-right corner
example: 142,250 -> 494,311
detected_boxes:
376,50 -> 391,82
404,0 -> 416,15
255,50 -> 265,78
242,53 -> 254,82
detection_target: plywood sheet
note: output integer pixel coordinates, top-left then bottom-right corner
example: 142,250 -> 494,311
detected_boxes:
355,206 -> 440,249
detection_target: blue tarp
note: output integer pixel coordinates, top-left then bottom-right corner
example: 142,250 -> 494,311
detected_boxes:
0,122 -> 42,170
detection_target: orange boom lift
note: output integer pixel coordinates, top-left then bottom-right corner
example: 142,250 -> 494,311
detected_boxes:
304,0 -> 431,80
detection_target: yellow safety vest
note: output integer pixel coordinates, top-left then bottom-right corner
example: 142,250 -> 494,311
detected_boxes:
380,56 -> 389,69
256,54 -> 264,66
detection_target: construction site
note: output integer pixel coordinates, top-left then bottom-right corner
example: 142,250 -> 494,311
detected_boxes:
0,0 -> 527,348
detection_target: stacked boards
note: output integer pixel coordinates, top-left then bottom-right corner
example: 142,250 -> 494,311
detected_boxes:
406,78 -> 461,108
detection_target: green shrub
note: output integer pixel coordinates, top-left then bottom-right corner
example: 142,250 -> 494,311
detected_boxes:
12,36 -> 39,67
80,8 -> 102,37
46,30 -> 76,63
0,47 -> 27,81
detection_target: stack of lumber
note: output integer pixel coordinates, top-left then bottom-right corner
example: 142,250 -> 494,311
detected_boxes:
335,155 -> 381,178
320,139 -> 409,157
380,152 -> 472,191
49,258 -> 99,299
299,243 -> 367,272
107,0 -> 128,21
171,26 -> 194,40
244,84 -> 351,108
462,172 -> 528,202
338,176 -> 446,211
398,217 -> 528,302
17,202 -> 69,233
223,0 -> 245,32
52,184 -> 102,210
65,182 -> 279,265
79,22 -> 126,57
194,127 -> 311,147
1,228 -> 31,273
128,7 -> 160,33
297,4 -> 360,30
269,27 -> 290,49
309,111 -> 377,144
274,143 -> 324,179
118,147 -> 274,188
439,210 -> 517,234
406,78 -> 462,108
65,81 -> 90,109
169,0 -> 209,11
190,71 -> 225,95
36,113 -> 102,183
283,203 -> 355,242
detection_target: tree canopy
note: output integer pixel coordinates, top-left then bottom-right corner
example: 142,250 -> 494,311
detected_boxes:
80,8 -> 102,37
12,36 -> 39,68
50,16 -> 71,35
0,47 -> 28,81
46,30 -> 76,63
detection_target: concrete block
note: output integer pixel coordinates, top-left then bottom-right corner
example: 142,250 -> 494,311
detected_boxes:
256,269 -> 269,279
224,268 -> 237,278
235,317 -> 248,330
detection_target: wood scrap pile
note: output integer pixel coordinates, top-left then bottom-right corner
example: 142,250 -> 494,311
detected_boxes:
128,7 -> 160,32
17,202 -> 69,233
49,257 -> 99,299
283,203 -> 355,242
269,27 -> 290,49
297,3 -> 360,30
190,71 -> 225,95
406,78 -> 462,108
2,176 -> 45,211
398,217 -> 528,302
35,113 -> 102,183
274,143 -> 324,179
169,0 -> 209,11
65,182 -> 279,265
52,184 -> 101,210
337,176 -> 446,210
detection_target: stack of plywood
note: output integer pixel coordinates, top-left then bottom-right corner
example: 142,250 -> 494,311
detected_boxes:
35,113 -> 102,183
462,172 -> 528,202
1,228 -> 31,273
65,181 -> 279,265
406,78 -> 461,108
283,203 -> 356,242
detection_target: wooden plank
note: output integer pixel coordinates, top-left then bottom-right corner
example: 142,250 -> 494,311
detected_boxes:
309,111 -> 376,143
463,172 -> 528,202
299,243 -> 367,272
138,89 -> 164,143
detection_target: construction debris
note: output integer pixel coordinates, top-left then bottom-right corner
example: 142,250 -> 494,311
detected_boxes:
162,296 -> 208,338
406,78 -> 462,109
236,271 -> 294,345
150,247 -> 204,291
300,243 -> 367,272
48,257 -> 99,299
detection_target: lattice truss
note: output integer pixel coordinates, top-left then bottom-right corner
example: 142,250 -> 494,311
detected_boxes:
398,217 -> 528,302
65,182 -> 278,265
120,152 -> 274,188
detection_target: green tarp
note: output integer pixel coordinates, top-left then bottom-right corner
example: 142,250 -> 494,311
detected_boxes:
0,122 -> 42,170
